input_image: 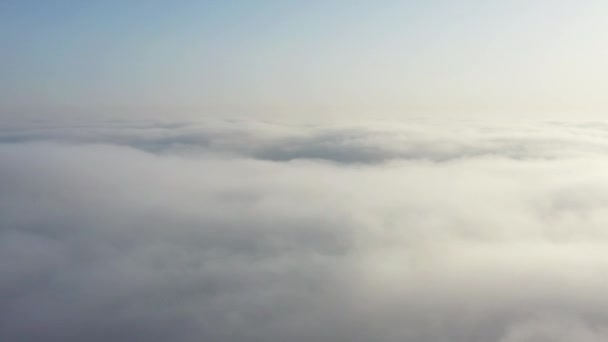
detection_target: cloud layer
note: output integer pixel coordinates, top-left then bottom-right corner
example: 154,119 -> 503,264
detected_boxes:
2,119 -> 608,341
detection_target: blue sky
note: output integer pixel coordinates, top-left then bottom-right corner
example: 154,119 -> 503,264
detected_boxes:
2,1 -> 608,119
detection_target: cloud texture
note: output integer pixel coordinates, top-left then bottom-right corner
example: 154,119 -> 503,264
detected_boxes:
2,119 -> 608,341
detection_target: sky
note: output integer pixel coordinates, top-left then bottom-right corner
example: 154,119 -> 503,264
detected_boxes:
2,1 -> 608,119
5,2 -> 608,341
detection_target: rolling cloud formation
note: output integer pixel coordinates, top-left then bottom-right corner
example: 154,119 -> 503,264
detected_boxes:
2,119 -> 608,341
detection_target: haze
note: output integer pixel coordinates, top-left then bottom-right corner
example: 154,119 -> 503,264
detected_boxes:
3,2 -> 608,342
3,1 -> 608,119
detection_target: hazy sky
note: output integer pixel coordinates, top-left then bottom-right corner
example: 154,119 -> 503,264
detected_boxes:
2,1 -> 608,119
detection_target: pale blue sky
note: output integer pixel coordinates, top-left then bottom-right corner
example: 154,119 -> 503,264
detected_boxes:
2,1 -> 608,119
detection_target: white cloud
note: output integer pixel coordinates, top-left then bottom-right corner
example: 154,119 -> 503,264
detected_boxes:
2,119 -> 608,341
499,314 -> 608,342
